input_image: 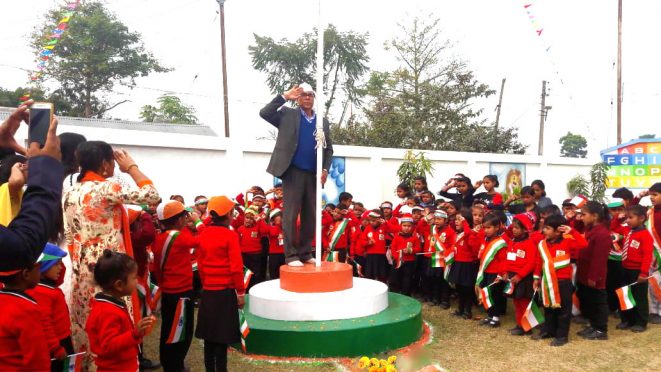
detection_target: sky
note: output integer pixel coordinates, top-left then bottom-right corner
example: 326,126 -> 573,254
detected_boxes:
0,0 -> 659,158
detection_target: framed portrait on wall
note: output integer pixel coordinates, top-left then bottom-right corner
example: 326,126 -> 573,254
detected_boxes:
488,163 -> 525,195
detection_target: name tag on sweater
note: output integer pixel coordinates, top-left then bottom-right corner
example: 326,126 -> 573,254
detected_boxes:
278,234 -> 284,246
517,249 -> 526,258
251,231 -> 258,238
507,252 -> 517,261
556,250 -> 565,257
631,240 -> 640,249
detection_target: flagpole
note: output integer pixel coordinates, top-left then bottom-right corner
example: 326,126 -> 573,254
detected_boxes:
314,0 -> 325,268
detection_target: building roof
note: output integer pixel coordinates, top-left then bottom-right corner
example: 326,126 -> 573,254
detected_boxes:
0,107 -> 217,137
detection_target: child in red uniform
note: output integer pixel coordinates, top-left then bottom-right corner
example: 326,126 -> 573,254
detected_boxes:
237,207 -> 270,289
326,205 -> 359,263
86,250 -> 155,371
449,211 -> 481,319
476,213 -> 509,327
0,251 -> 51,370
389,214 -> 421,296
421,210 -> 456,308
617,205 -> 654,332
503,214 -> 537,336
532,215 -> 587,346
195,196 -> 245,372
26,244 -> 74,371
268,209 -> 285,279
350,211 -> 370,277
606,198 -> 627,316
153,200 -> 203,372
360,210 -> 397,282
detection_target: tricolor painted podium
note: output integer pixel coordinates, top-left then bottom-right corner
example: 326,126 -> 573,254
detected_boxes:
242,262 -> 423,357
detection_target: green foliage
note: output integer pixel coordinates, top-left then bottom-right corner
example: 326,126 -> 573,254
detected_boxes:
140,95 -> 198,124
332,16 -> 526,154
559,131 -> 588,158
396,150 -> 435,188
566,162 -> 610,202
0,87 -> 74,115
31,1 -> 169,118
249,25 -> 369,117
638,133 -> 656,139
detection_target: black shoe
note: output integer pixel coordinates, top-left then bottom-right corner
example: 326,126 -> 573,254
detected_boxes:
584,329 -> 608,340
479,317 -> 492,326
452,310 -> 463,317
462,312 -> 472,320
510,326 -> 525,336
572,315 -> 588,324
630,325 -> 647,333
531,332 -> 552,340
649,314 -> 661,325
440,302 -> 451,309
139,358 -> 161,371
488,319 -> 501,328
616,322 -> 632,330
577,326 -> 595,337
550,337 -> 568,347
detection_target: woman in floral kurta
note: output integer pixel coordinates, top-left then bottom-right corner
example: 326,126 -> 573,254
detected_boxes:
62,142 -> 160,364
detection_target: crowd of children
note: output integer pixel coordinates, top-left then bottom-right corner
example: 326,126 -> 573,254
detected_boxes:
1,167 -> 660,370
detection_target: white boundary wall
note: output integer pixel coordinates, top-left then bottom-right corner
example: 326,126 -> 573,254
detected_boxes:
15,124 -> 597,209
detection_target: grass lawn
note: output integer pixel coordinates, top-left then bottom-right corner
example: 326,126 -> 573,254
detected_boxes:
143,299 -> 660,372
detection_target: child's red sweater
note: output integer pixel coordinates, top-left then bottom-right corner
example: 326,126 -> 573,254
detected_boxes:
327,213 -> 359,250
350,228 -> 365,257
503,236 -> 537,279
479,233 -> 511,274
622,227 -> 654,273
86,293 -> 141,371
153,228 -> 200,293
237,220 -> 270,254
535,229 -> 587,280
0,289 -> 50,370
360,223 -> 396,255
196,225 -> 246,295
391,232 -> 422,263
26,280 -> 70,359
268,224 -> 284,254
422,224 -> 457,254
454,222 -> 482,263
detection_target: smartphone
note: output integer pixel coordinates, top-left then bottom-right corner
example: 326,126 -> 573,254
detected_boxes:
29,102 -> 53,147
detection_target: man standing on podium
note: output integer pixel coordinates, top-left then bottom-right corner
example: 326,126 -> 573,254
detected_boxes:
259,83 -> 334,267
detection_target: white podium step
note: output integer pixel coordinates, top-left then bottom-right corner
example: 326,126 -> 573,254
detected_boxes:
248,278 -> 389,321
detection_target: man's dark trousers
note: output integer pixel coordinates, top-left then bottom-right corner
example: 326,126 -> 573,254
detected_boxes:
281,166 -> 316,263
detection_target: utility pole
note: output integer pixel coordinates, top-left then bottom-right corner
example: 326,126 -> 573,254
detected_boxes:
217,0 -> 230,137
538,80 -> 551,156
494,78 -> 506,131
616,0 -> 623,144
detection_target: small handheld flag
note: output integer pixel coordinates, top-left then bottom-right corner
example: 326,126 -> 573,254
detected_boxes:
503,280 -> 515,296
166,298 -> 188,344
243,266 -> 253,289
521,297 -> 545,332
615,285 -> 637,311
58,352 -> 85,371
239,309 -> 250,353
572,292 -> 581,316
479,286 -> 494,310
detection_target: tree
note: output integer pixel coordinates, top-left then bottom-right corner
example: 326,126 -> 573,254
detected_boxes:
559,132 -> 587,158
332,16 -> 525,154
397,150 -> 434,188
140,95 -> 198,124
31,1 -> 169,118
566,162 -> 610,202
0,87 -> 73,114
249,25 -> 369,117
638,134 -> 656,139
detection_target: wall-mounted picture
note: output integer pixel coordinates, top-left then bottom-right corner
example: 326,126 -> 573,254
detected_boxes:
489,163 -> 525,195
274,156 -> 346,206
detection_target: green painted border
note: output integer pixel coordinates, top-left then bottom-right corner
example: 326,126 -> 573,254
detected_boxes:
238,292 -> 423,357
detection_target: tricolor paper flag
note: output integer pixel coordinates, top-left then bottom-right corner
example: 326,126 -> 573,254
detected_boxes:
615,285 -> 637,310
572,292 -> 581,316
480,286 -> 494,310
521,299 -> 545,332
326,250 -> 339,263
62,352 -> 85,372
239,309 -> 250,353
503,281 -> 515,296
648,272 -> 661,302
166,298 -> 188,344
243,266 -> 253,288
